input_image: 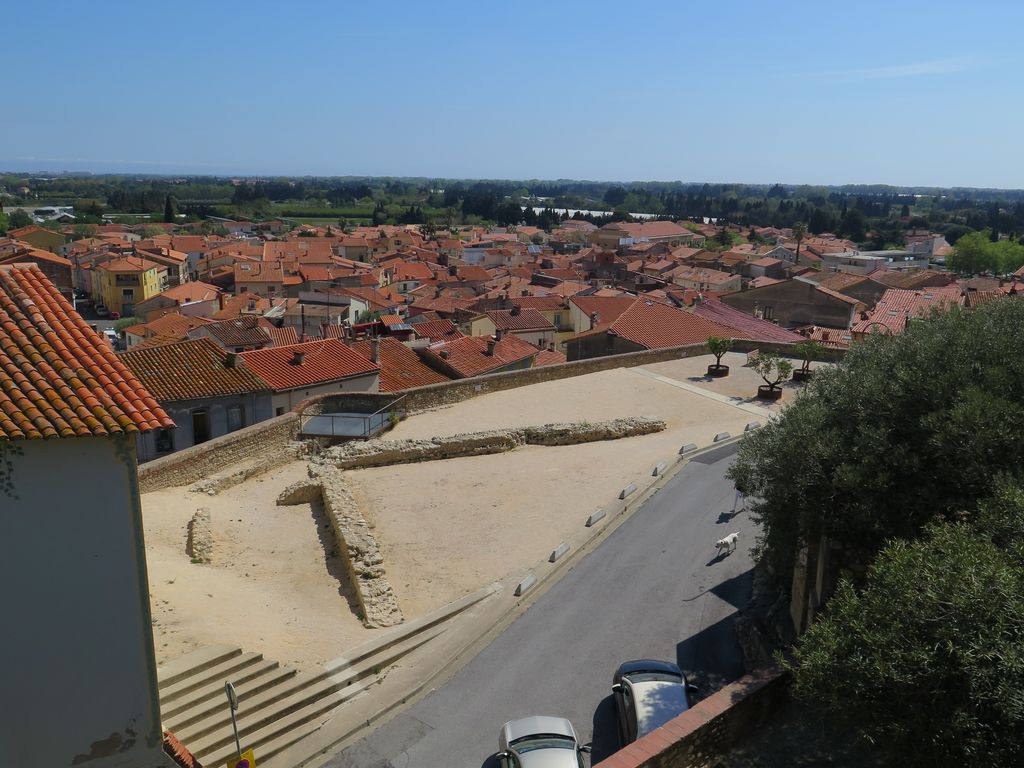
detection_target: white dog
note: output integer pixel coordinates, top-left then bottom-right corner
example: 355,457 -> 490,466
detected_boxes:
715,532 -> 740,556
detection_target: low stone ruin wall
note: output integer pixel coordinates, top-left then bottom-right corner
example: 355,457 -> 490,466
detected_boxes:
316,416 -> 666,471
277,467 -> 403,629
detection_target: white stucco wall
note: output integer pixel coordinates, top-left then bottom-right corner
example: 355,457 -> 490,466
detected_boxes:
0,435 -> 170,768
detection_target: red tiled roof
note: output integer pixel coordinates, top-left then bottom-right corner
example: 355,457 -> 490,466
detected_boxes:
148,281 -> 220,304
0,264 -> 173,439
510,295 -> 567,312
265,325 -> 300,347
486,308 -> 555,332
420,334 -> 538,377
192,315 -> 271,347
802,325 -> 852,349
412,318 -> 464,341
349,337 -> 451,391
691,299 -> 804,343
96,255 -> 163,273
607,298 -> 748,350
142,312 -> 212,339
240,339 -> 379,390
851,285 -> 964,336
534,347 -> 567,366
568,295 -> 637,325
120,337 -> 270,402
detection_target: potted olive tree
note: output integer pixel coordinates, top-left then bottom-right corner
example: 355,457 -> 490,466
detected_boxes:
792,339 -> 823,383
750,351 -> 793,401
706,336 -> 733,377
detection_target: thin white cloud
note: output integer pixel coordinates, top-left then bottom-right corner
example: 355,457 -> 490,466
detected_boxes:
820,57 -> 976,82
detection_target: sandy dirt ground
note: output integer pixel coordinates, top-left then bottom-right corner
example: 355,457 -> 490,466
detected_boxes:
143,352 -> 812,670
143,461 -> 388,671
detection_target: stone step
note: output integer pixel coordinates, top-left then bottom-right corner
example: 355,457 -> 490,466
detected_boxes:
179,623 -> 445,755
162,660 -> 293,727
160,651 -> 264,706
188,676 -> 369,764
157,645 -> 241,687
251,718 -> 329,768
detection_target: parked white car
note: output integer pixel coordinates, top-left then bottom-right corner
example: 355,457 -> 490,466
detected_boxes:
497,716 -> 590,768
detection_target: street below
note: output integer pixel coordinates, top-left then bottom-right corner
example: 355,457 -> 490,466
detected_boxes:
324,441 -> 756,768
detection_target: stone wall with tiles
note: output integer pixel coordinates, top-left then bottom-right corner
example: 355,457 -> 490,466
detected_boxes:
137,411 -> 301,493
594,666 -> 789,768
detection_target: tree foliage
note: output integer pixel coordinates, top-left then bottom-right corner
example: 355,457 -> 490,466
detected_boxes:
748,351 -> 792,390
707,336 -> 733,365
788,479 -> 1024,767
947,230 -> 1024,275
728,299 -> 1024,576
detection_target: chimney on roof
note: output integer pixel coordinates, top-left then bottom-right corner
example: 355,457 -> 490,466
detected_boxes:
548,341 -> 555,352
448,264 -> 458,276
510,304 -> 521,316
495,328 -> 504,341
218,293 -> 226,310
486,337 -> 497,356
860,311 -> 868,320
439,349 -> 449,359
291,350 -> 305,366
434,286 -> 442,298
371,337 -> 381,364
590,311 -> 599,325
225,352 -> 240,368
521,289 -> 529,297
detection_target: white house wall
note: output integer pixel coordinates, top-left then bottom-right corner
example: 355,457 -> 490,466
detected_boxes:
0,434 -> 167,768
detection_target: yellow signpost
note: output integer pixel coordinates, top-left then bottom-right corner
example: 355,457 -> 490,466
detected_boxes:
225,748 -> 256,768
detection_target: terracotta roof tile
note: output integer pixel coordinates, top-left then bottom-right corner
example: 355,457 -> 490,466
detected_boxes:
486,308 -> 556,332
240,339 -> 379,391
607,297 -> 749,350
349,337 -> 451,391
691,299 -> 804,343
0,264 -> 173,439
120,337 -> 270,402
191,315 -> 271,347
851,285 -> 964,336
420,334 -> 538,377
411,318 -> 464,341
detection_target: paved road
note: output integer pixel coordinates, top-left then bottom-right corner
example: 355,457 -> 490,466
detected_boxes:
325,443 -> 754,768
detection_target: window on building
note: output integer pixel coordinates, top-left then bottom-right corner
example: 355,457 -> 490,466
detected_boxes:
226,404 -> 245,432
276,406 -> 285,416
122,288 -> 134,298
155,428 -> 173,453
553,313 -> 562,327
762,305 -> 775,321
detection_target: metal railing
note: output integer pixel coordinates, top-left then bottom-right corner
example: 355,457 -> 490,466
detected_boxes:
298,395 -> 406,440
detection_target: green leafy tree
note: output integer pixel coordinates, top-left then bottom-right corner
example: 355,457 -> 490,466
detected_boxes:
748,351 -> 792,391
788,480 -> 1024,767
793,339 -> 823,373
947,230 -> 997,275
728,299 -> 1024,577
163,194 -> 178,223
706,336 -> 733,367
113,316 -> 140,333
837,208 -> 866,241
792,221 -> 807,261
7,209 -> 32,229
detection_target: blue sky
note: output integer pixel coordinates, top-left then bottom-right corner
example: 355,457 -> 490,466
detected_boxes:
2,0 -> 1021,187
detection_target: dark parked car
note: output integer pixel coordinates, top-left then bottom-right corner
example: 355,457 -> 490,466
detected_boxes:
611,660 -> 697,744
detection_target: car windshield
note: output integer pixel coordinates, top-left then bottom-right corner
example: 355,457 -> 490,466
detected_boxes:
626,671 -> 682,684
510,734 -> 576,753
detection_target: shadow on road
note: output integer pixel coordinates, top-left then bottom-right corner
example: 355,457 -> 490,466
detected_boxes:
676,568 -> 754,696
589,694 -> 620,763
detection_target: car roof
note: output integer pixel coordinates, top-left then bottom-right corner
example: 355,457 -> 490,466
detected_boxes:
632,680 -> 690,736
617,659 -> 683,678
502,715 -> 576,743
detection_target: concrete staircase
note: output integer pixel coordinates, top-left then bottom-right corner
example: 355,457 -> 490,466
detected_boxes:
157,625 -> 443,767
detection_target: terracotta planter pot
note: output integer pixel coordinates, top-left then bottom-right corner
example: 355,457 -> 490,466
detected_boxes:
792,368 -> 814,382
757,385 -> 783,401
707,364 -> 730,378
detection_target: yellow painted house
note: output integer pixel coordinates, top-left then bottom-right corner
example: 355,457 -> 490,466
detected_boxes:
94,256 -> 167,316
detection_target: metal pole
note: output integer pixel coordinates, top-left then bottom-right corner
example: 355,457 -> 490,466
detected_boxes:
225,681 -> 242,759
